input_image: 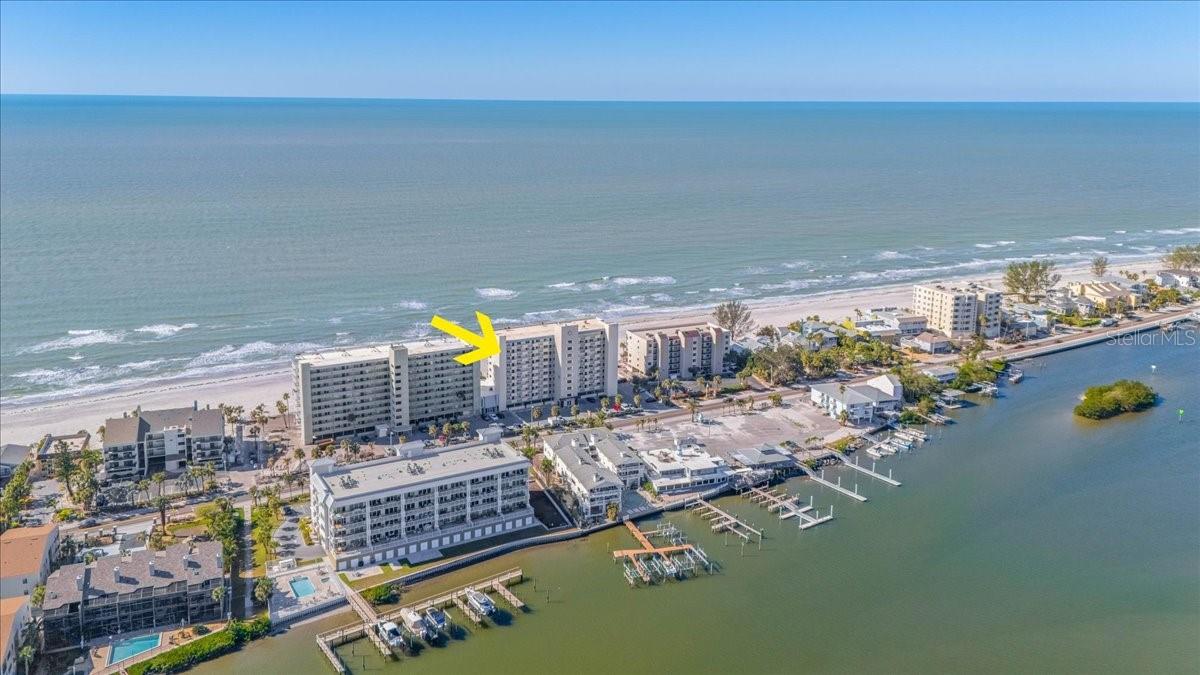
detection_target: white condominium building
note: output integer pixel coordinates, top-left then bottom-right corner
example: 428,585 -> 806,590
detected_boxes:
624,323 -> 727,378
912,283 -> 1002,338
293,340 -> 480,445
483,319 -> 618,412
308,443 -> 535,571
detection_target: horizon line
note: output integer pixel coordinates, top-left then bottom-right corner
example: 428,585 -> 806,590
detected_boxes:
2,92 -> 1198,105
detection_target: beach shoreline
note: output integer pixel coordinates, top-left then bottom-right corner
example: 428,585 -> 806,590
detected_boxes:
0,255 -> 1163,444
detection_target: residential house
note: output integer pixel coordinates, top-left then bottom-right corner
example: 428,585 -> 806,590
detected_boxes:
902,332 -> 953,354
809,374 -> 903,424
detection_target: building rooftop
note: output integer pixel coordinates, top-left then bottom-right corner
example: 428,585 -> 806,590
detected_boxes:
0,524 -> 57,579
294,339 -> 468,367
496,318 -> 610,340
313,442 -> 528,500
545,429 -> 641,469
41,541 -> 223,611
729,444 -> 796,469
35,431 -> 91,459
104,406 -> 223,446
920,365 -> 960,379
913,331 -> 950,343
544,432 -> 622,492
0,597 -> 29,661
640,446 -> 729,474
0,443 -> 29,468
811,381 -> 899,406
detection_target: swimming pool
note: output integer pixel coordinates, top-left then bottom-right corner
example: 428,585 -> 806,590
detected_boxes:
289,576 -> 317,598
108,633 -> 162,664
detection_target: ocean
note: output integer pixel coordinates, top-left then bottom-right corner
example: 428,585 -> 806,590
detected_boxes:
1,96 -> 1197,405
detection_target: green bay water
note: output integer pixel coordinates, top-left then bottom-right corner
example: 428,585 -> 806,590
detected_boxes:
195,338 -> 1199,674
2,97 -> 1198,404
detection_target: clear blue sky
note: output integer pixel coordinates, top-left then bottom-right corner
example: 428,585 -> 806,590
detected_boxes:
2,0 -> 1197,101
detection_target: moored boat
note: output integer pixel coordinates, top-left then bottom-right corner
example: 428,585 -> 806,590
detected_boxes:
465,588 -> 496,616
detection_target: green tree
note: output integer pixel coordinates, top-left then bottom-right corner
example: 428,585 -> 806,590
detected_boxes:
52,441 -> 77,502
153,495 -> 171,531
1090,255 -> 1109,278
253,577 -> 275,605
1161,244 -> 1200,271
1004,260 -> 1061,302
17,645 -> 34,675
570,403 -> 580,417
714,299 -> 755,338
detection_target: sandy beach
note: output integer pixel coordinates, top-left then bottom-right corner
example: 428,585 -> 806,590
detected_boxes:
0,256 -> 1161,444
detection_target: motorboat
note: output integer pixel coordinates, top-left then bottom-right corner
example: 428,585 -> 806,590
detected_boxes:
375,620 -> 405,650
400,608 -> 436,642
465,588 -> 495,616
425,606 -> 450,634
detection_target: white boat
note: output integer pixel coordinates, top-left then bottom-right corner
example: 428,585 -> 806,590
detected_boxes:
375,620 -> 405,650
465,588 -> 495,616
400,608 -> 435,642
425,607 -> 450,633
1008,369 -> 1024,384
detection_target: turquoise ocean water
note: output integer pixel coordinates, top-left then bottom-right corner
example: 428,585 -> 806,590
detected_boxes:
1,97 -> 1197,404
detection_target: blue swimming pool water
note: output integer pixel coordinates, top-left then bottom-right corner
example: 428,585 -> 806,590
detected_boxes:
108,633 -> 162,664
289,576 -> 317,598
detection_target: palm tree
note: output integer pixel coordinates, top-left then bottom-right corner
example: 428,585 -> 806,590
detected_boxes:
531,406 -> 543,423
686,399 -> 700,421
600,396 -> 610,410
17,645 -> 34,675
633,393 -> 642,408
153,495 -> 171,532
276,398 -> 289,427
293,447 -> 306,464
151,471 -> 167,497
253,576 -> 275,605
613,394 -> 623,408
211,586 -> 226,615
339,439 -> 352,461
696,375 -> 707,397
248,485 -> 259,508
570,403 -> 580,417
549,404 -> 560,419
135,479 -> 150,507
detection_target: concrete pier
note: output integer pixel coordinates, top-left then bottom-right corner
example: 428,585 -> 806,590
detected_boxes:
829,450 -> 901,486
797,462 -> 869,502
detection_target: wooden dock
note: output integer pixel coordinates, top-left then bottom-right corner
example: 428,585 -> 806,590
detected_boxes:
613,520 -> 714,585
317,567 -> 527,670
796,462 -> 869,502
828,450 -> 901,486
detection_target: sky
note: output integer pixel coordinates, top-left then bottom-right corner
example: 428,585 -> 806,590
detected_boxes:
1,1 -> 1198,101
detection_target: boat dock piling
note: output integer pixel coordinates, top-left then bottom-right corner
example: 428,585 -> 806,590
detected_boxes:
740,486 -> 835,530
613,520 -> 714,586
317,568 -> 527,670
828,450 -> 901,486
687,498 -> 764,550
797,462 -> 869,502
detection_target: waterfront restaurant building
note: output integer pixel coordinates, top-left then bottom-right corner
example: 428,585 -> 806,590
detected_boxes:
308,443 -> 535,570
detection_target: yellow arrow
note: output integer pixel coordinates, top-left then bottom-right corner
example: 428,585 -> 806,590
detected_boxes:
430,311 -> 501,365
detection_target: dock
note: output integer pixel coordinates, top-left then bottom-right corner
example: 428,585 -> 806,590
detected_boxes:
687,498 -> 764,548
317,568 -> 527,671
613,520 -> 714,586
796,462 -> 869,502
828,450 -> 901,486
741,486 -> 834,530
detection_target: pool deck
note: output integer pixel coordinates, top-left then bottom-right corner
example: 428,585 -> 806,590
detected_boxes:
90,621 -> 226,675
268,562 -> 346,625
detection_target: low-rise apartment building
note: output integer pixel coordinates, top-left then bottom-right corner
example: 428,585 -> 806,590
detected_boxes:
102,404 -> 224,480
1,597 -> 31,675
39,542 -> 225,647
293,340 -> 480,445
482,319 -> 617,412
1067,281 -> 1141,312
0,524 -> 58,600
542,434 -> 624,522
912,283 -> 1002,338
624,323 -> 726,378
308,443 -> 534,570
810,374 -> 903,424
544,429 -> 645,489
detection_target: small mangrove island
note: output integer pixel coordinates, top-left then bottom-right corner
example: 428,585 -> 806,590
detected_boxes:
1074,379 -> 1157,420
